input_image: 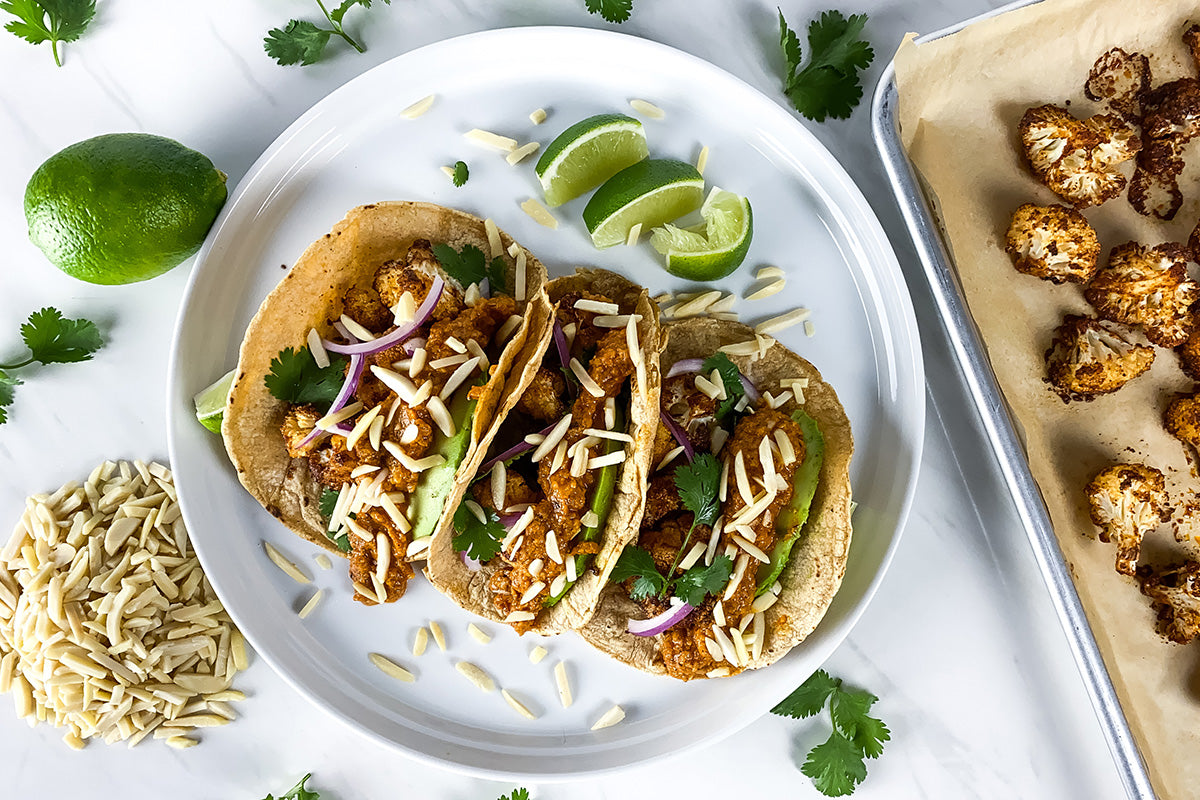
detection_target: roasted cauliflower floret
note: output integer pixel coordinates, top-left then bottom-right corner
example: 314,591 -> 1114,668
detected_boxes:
515,367 -> 568,422
1083,242 -> 1197,347
1137,560 -> 1200,644
281,404 -> 323,458
1019,104 -> 1141,208
1085,463 -> 1170,576
1004,204 -> 1100,284
341,285 -> 392,333
1177,321 -> 1200,380
372,238 -> 466,321
1164,392 -> 1200,449
1129,78 -> 1200,220
1084,47 -> 1150,122
1045,316 -> 1154,401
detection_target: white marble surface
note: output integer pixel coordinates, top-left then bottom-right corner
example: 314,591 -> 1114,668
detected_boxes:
0,0 -> 1128,797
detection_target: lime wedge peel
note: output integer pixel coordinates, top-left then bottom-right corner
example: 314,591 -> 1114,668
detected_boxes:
583,159 -> 705,249
649,187 -> 753,280
194,368 -> 236,433
535,113 -> 649,207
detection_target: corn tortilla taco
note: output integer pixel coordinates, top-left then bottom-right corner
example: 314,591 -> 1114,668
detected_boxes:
425,268 -> 662,635
580,317 -> 853,679
223,201 -> 551,605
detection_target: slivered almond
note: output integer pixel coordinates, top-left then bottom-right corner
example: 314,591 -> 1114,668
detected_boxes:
498,314 -> 522,342
529,107 -> 547,125
505,610 -> 536,623
531,414 -> 573,462
805,320 -> 815,337
754,307 -> 811,336
429,620 -> 446,651
696,145 -> 709,175
630,98 -> 664,118
757,266 -> 785,280
455,661 -> 495,692
545,530 -> 562,564
751,591 -> 778,613
581,511 -> 599,528
694,374 -> 722,400
570,358 -> 605,397
745,279 -> 785,301
465,128 -> 517,152
491,462 -> 507,510
554,661 -> 573,707
719,340 -> 760,357
704,516 -> 723,566
502,689 -> 538,719
339,314 -> 375,341
345,404 -> 382,450
298,589 -> 324,619
733,534 -> 770,564
657,445 -> 684,472
587,450 -> 626,470
413,627 -> 429,656
734,451 -> 753,505
549,573 -> 566,598
521,582 -> 546,605
429,353 -> 470,370
592,704 -> 626,730
751,611 -> 765,661
316,401 -> 364,431
594,313 -> 642,328
574,298 -> 621,315
530,645 -> 548,664
626,222 -> 642,246
427,396 -> 455,437
466,499 -> 487,524
400,94 -> 436,119
307,328 -> 330,368
369,653 -> 415,683
672,290 -> 723,318
521,198 -> 558,229
467,623 -> 492,644
263,542 -> 310,585
506,141 -> 540,165
515,248 -> 527,302
440,356 -> 482,401
679,541 -> 707,571
484,218 -> 503,258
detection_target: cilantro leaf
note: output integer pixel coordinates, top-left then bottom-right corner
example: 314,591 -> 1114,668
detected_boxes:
318,487 -> 339,518
264,20 -> 331,66
773,669 -> 842,718
777,9 -> 874,122
801,730 -> 868,797
452,160 -> 469,187
263,772 -> 320,800
831,688 -> 890,758
20,307 -> 102,365
264,347 -> 348,405
584,0 -> 632,23
452,501 -> 505,562
432,242 -> 507,293
1,0 -> 94,66
675,452 -> 721,527
700,352 -> 745,422
498,789 -> 530,800
0,370 -> 19,425
673,554 -> 732,607
610,545 -> 667,598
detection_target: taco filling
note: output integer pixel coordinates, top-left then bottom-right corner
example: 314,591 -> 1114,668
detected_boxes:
451,290 -> 641,632
609,350 -> 825,680
271,238 -> 525,605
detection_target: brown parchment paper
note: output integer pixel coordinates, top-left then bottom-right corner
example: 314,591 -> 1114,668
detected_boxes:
895,1 -> 1200,796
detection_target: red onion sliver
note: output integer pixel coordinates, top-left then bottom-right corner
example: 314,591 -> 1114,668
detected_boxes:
332,320 -> 358,343
664,358 -> 760,401
461,550 -> 482,572
498,512 -> 522,528
627,599 -> 694,636
552,320 -> 570,369
479,277 -> 491,299
323,276 -> 444,356
402,336 -> 426,356
477,421 -> 557,475
658,409 -> 695,463
297,353 -> 365,448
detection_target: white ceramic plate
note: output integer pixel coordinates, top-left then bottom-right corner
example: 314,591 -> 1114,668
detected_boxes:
166,27 -> 924,781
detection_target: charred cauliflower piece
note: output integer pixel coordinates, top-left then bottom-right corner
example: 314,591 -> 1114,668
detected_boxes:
1045,316 -> 1154,401
1019,104 -> 1141,208
1005,204 -> 1100,284
1177,322 -> 1200,380
1137,560 -> 1200,644
1083,242 -> 1197,347
373,238 -> 466,321
1129,78 -> 1200,220
1164,392 -> 1200,449
281,404 -> 323,458
1085,463 -> 1170,576
1084,47 -> 1150,122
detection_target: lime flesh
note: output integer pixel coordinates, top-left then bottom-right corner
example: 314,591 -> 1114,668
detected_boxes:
649,188 -> 753,280
24,133 -> 228,285
582,159 -> 704,249
535,113 -> 648,207
194,368 -> 236,434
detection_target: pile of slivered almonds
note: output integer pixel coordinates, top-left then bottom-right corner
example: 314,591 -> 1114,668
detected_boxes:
0,460 -> 247,750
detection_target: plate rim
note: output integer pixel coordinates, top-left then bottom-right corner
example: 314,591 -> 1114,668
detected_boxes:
166,24 -> 926,781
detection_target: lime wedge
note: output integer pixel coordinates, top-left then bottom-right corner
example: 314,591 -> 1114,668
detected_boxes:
535,113 -> 649,207
194,368 -> 235,434
649,188 -> 753,280
583,159 -> 704,249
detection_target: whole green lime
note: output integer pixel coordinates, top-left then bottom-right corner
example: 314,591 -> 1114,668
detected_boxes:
24,133 -> 228,285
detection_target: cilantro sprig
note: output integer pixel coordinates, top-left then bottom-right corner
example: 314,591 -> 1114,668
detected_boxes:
432,242 -> 507,294
778,9 -> 874,122
611,453 -> 733,605
452,500 -> 505,562
264,0 -> 391,67
772,669 -> 891,796
0,307 -> 103,424
262,772 -> 320,800
701,352 -> 745,423
1,0 -> 95,67
451,160 -> 469,188
497,790 -> 529,800
264,347 -> 348,405
584,0 -> 632,23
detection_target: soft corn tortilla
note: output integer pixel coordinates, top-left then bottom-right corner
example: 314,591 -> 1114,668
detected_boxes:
425,268 -> 662,635
223,201 -> 551,556
581,317 -> 854,674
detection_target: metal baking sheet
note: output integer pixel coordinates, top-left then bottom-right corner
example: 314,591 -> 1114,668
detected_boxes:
869,2 -> 1155,797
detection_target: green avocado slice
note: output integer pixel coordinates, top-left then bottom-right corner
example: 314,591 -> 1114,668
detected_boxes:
408,384 -> 478,542
544,406 -> 625,607
755,409 -> 824,596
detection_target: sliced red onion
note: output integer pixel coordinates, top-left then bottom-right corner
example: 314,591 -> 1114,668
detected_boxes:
461,550 -> 482,572
323,277 -> 444,356
627,599 -> 694,636
298,353 -> 364,448
665,357 -> 760,401
498,512 -> 522,528
402,336 -> 426,355
332,320 -> 358,342
552,320 -> 570,368
659,408 -> 695,463
477,421 -> 557,475
479,277 -> 491,299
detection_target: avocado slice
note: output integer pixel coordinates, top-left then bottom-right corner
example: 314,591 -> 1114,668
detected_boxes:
407,384 -> 478,542
755,409 -> 824,596
544,406 -> 625,606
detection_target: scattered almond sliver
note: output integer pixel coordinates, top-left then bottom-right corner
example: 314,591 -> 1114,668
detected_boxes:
506,141 -> 541,165
369,653 -> 416,683
529,107 -> 547,125
591,704 -> 626,730
297,589 -> 324,619
502,689 -> 539,720
464,128 -> 518,152
521,198 -> 558,229
754,307 -> 812,336
429,620 -> 447,651
456,661 -> 496,693
467,623 -> 492,644
745,278 -> 785,301
529,646 -> 548,664
400,94 -> 436,119
263,541 -> 311,585
413,627 -> 429,657
554,660 -> 573,708
696,145 -> 710,175
626,222 -> 642,247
